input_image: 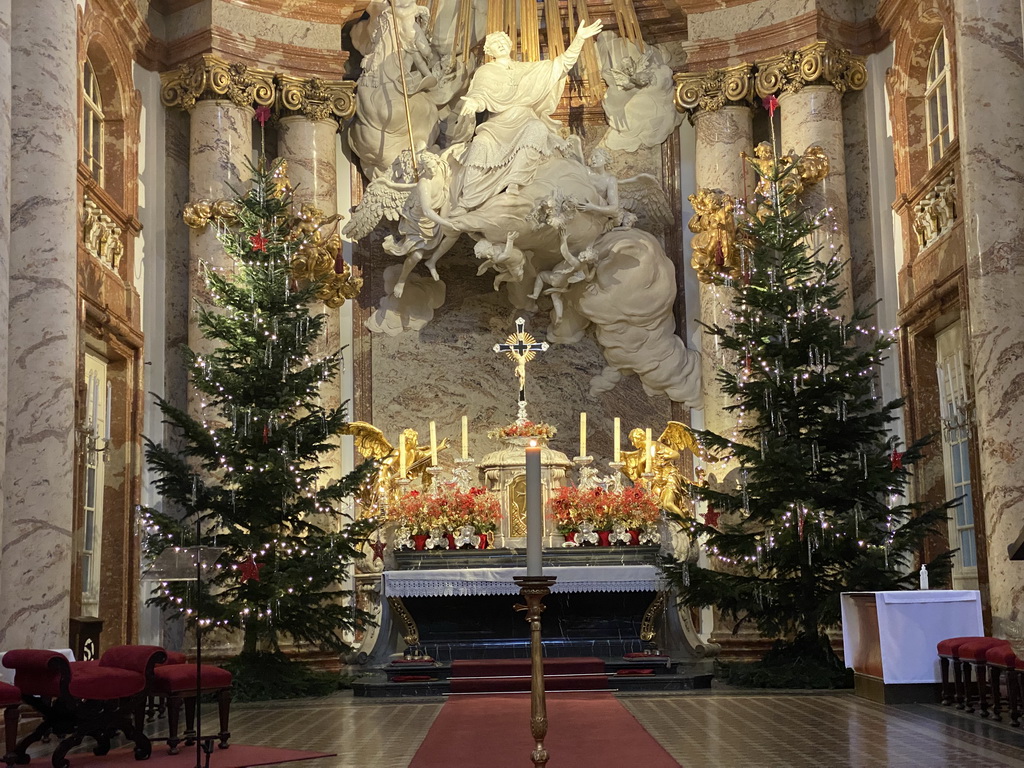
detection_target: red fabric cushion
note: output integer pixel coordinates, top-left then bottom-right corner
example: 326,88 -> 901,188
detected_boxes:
3,651 -> 69,697
937,636 -> 990,657
615,669 -> 654,676
68,667 -> 146,699
959,638 -> 1010,662
987,645 -> 1019,667
0,681 -> 21,707
162,651 -> 187,665
99,645 -> 166,674
392,675 -> 432,683
151,664 -> 232,695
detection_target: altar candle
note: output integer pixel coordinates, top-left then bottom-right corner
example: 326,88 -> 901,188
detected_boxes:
399,439 -> 407,478
526,441 -> 543,577
105,381 -> 112,441
579,411 -> 587,457
429,421 -> 438,466
645,428 -> 653,473
613,418 -> 621,463
461,415 -> 469,460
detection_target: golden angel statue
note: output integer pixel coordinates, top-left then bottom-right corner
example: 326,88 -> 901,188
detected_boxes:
620,422 -> 706,518
340,422 -> 449,514
688,187 -> 742,285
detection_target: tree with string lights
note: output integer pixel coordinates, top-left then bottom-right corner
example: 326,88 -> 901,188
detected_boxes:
664,127 -> 954,685
141,156 -> 374,697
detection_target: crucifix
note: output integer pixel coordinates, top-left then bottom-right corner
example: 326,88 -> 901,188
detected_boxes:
493,317 -> 548,424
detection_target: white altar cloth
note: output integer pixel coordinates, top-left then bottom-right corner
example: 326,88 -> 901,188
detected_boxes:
383,565 -> 663,598
841,590 -> 983,684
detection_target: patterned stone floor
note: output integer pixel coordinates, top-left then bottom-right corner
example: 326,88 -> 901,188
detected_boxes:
207,688 -> 1024,768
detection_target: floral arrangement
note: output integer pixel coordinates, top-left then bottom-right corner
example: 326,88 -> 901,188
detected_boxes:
487,420 -> 557,440
391,484 -> 501,535
549,485 -> 660,534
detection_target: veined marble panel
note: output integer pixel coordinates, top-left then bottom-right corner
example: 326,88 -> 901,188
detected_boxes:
210,0 -> 339,49
688,0 -> 815,42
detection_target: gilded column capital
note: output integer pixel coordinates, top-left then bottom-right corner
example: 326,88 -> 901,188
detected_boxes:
674,64 -> 755,117
754,41 -> 867,98
277,75 -> 356,123
160,54 -> 276,112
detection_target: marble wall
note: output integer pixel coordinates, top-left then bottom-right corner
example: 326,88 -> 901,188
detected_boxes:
0,0 -> 78,648
0,0 -> 11,598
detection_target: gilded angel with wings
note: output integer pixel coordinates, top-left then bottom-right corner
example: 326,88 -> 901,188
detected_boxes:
340,422 -> 450,514
620,421 -> 707,518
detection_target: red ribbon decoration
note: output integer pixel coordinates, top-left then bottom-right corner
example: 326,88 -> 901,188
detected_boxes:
254,106 -> 272,126
762,94 -> 779,117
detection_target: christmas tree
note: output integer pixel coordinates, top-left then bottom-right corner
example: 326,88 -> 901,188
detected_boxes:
666,138 -> 954,685
142,158 -> 374,697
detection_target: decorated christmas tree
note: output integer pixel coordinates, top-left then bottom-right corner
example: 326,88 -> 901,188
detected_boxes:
142,157 -> 373,697
666,135 -> 954,685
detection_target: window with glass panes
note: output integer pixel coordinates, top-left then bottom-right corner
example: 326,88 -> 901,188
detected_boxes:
82,59 -> 104,185
925,33 -> 954,168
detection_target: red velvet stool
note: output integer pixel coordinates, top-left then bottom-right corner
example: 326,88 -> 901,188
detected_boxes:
985,644 -> 1020,724
2,646 -> 165,768
144,650 -> 187,723
938,636 -> 990,708
149,663 -> 232,754
0,682 -> 21,768
957,638 -> 1011,716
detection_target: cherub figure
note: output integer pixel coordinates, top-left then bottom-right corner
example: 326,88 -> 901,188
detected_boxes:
578,148 -> 672,234
387,0 -> 437,79
474,231 -> 526,290
687,187 -> 741,284
529,244 -> 598,324
620,422 -> 706,519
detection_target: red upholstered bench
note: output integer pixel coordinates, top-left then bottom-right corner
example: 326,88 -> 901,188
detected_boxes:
956,638 -> 1011,716
2,646 -> 165,768
985,644 -> 1021,724
938,636 -> 991,708
149,663 -> 232,754
1,681 -> 20,768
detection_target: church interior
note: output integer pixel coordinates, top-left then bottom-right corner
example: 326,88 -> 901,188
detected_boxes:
2,0 -> 1024,765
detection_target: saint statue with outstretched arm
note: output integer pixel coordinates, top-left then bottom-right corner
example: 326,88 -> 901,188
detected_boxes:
453,19 -> 603,212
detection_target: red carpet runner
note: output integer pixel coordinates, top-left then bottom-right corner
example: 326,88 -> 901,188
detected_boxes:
61,744 -> 333,767
409,692 -> 682,768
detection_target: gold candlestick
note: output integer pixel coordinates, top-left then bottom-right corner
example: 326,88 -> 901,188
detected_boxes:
514,575 -> 557,768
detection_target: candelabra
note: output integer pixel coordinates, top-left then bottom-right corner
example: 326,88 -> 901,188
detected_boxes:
513,575 -> 557,768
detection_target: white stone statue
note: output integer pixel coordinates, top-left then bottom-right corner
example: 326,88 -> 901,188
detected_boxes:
365,264 -> 446,336
452,20 -> 603,213
598,35 -> 682,153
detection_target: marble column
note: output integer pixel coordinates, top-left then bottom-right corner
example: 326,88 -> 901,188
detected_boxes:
692,105 -> 753,458
187,98 -> 252,408
277,115 -> 344,489
0,0 -> 78,648
0,0 -> 11,598
952,0 -> 1024,635
779,85 -> 855,320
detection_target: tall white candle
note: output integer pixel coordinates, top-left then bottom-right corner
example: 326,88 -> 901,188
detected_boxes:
399,438 -> 407,478
613,418 -> 621,463
429,421 -> 438,466
645,428 -> 653,473
105,381 -> 112,441
579,411 -> 587,457
90,377 -> 99,431
461,415 -> 469,460
525,441 -> 543,577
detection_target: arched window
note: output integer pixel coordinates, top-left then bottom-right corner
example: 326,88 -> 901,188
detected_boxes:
925,32 -> 954,168
82,58 -> 105,185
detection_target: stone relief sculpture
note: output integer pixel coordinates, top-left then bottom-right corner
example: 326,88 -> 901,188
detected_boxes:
343,10 -> 702,405
597,34 -> 682,152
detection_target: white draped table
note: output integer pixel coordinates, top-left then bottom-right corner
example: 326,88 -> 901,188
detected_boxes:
383,565 -> 663,598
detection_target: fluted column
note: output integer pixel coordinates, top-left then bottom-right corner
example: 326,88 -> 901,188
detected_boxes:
756,42 -> 868,321
0,0 -> 78,648
952,0 -> 1024,635
675,66 -> 755,458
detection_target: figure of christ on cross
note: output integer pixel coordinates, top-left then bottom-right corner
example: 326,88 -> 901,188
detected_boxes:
493,317 -> 548,423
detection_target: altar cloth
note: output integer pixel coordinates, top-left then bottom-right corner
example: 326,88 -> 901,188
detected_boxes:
383,565 -> 663,598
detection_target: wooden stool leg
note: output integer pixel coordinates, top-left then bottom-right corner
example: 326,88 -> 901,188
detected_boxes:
4,703 -> 19,767
940,656 -> 952,705
991,666 -> 1003,721
978,662 -> 991,717
217,690 -> 231,749
183,697 -> 197,745
954,657 -> 966,709
166,697 -> 183,755
1011,669 -> 1022,728
963,660 -> 975,712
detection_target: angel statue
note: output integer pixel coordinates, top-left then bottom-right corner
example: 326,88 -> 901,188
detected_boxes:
342,147 -> 462,298
340,422 -> 450,514
688,188 -> 743,285
578,148 -> 672,235
621,422 -> 705,519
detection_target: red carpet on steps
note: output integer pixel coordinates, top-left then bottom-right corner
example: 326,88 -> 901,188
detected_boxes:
408,692 -> 682,768
59,744 -> 333,767
449,656 -> 608,693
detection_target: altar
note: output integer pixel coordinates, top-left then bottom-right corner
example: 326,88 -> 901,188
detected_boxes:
840,590 -> 984,704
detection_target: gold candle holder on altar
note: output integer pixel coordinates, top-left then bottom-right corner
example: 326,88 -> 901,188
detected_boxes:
513,575 -> 557,768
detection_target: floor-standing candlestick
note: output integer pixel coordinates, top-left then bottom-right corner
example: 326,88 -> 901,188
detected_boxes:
514,575 -> 557,768
525,441 -> 542,577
